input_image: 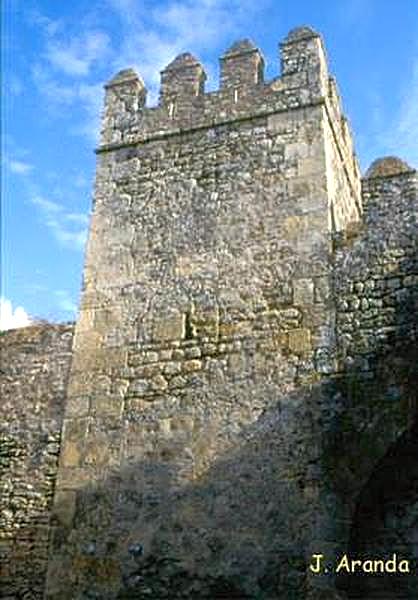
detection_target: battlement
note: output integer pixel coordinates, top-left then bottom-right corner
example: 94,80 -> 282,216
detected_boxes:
99,26 -> 347,151
159,52 -> 206,109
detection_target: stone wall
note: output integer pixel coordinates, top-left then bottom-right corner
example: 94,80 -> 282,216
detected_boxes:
46,27 -> 361,599
330,161 -> 418,598
0,25 -> 415,600
0,324 -> 73,599
323,76 -> 361,231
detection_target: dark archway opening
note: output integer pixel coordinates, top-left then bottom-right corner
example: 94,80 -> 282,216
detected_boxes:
337,420 -> 418,599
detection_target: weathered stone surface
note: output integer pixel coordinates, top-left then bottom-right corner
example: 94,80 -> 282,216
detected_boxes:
365,156 -> 413,179
44,25 -> 365,599
0,324 -> 74,598
2,25 -> 417,600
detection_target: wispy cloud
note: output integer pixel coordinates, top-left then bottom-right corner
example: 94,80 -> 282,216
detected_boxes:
26,9 -> 62,37
31,66 -> 102,142
8,159 -> 33,175
29,1 -> 270,138
107,0 -> 267,100
376,56 -> 418,169
32,64 -> 77,105
46,30 -> 110,76
29,8 -> 109,143
73,173 -> 89,188
4,138 -> 90,251
0,297 -> 32,331
73,82 -> 103,141
30,193 -> 88,250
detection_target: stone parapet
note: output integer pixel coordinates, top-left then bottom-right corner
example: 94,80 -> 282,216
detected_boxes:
99,27 -> 333,148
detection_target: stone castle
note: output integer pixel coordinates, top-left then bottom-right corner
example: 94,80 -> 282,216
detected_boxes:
1,26 -> 417,599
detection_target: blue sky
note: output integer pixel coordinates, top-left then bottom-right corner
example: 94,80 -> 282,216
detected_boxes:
1,0 -> 418,329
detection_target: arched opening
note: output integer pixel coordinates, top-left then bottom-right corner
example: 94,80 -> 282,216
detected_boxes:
337,420 -> 418,599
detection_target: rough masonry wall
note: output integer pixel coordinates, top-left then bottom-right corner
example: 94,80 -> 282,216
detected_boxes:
1,27 -> 416,600
0,324 -> 73,599
323,77 -> 361,232
46,29 -> 360,599
330,165 -> 418,598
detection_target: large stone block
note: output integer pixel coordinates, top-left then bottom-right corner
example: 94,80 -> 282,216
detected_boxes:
153,312 -> 186,341
288,327 -> 312,354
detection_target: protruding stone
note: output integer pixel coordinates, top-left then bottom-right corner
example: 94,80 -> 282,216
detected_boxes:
288,328 -> 312,354
160,52 -> 206,107
364,157 -> 414,179
220,38 -> 264,90
284,26 -> 319,44
280,24 -> 328,91
223,39 -> 259,57
105,68 -> 145,89
101,68 -> 147,145
164,52 -> 202,72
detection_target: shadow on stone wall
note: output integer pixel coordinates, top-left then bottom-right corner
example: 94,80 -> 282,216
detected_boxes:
330,251 -> 418,599
35,234 -> 418,600
48,388 -> 325,599
0,230 -> 410,600
44,247 -> 418,600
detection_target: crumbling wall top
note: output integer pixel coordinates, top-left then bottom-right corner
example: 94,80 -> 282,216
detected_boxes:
283,26 -> 319,44
162,52 -> 203,72
105,68 -> 145,89
364,156 -> 415,179
221,38 -> 261,58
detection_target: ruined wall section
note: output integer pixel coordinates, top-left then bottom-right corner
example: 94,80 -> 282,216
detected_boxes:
47,29 -> 361,599
0,324 -> 73,599
330,161 -> 418,509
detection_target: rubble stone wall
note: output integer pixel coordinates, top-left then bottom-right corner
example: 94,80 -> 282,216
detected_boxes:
331,167 -> 418,598
46,28 -> 362,599
1,25 -> 417,600
0,324 -> 73,599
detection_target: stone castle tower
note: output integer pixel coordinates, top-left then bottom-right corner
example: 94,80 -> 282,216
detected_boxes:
1,26 -> 417,600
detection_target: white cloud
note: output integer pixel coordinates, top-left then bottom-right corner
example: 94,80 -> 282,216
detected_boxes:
4,141 -> 90,252
26,9 -> 62,37
28,8 -> 109,142
31,195 -> 62,213
30,11 -> 110,80
31,1 -> 270,138
32,64 -> 77,105
46,31 -> 110,77
73,173 -> 89,188
0,298 -> 32,331
31,66 -> 102,142
74,82 -> 103,141
65,212 -> 90,225
8,159 -> 33,175
30,193 -> 88,251
107,0 -> 268,102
